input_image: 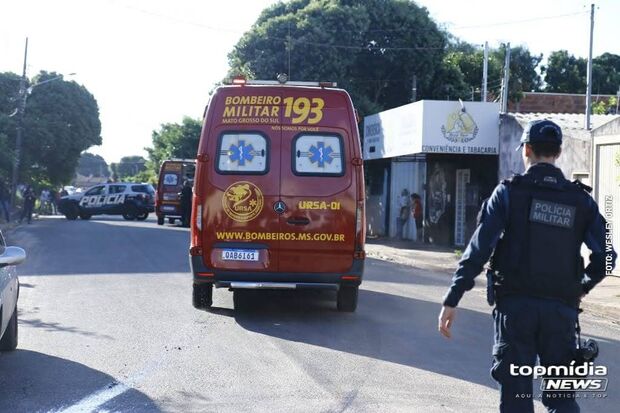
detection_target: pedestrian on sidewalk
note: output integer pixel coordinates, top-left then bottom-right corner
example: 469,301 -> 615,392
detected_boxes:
396,188 -> 410,240
410,193 -> 423,241
19,185 -> 36,224
0,180 -> 10,223
438,120 -> 617,413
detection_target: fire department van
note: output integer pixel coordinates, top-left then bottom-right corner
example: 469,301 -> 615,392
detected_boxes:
155,159 -> 196,225
189,77 -> 366,312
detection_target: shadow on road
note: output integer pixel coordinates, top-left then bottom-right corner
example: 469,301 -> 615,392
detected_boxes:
211,288 -> 496,389
9,217 -> 190,276
0,350 -> 160,412
222,286 -> 620,410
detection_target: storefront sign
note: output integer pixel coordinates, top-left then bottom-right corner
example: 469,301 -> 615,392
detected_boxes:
364,100 -> 499,160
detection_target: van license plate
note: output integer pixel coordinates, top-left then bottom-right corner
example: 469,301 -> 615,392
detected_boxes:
161,206 -> 175,212
222,249 -> 259,262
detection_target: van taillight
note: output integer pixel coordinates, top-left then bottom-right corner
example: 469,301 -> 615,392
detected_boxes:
355,200 -> 365,258
191,196 -> 202,249
196,204 -> 203,231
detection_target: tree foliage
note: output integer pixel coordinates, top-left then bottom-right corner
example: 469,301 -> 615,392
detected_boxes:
142,117 -> 202,180
0,71 -> 101,188
228,0 -> 447,116
111,156 -> 147,180
77,152 -> 110,178
542,51 -> 620,95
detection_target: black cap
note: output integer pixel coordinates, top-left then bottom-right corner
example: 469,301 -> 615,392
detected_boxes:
516,120 -> 562,151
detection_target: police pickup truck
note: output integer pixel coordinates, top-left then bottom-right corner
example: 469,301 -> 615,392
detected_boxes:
58,183 -> 155,221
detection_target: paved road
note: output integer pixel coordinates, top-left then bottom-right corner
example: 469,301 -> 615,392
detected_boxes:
0,216 -> 617,413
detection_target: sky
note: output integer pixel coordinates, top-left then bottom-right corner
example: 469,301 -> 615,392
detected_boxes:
1,0 -> 619,163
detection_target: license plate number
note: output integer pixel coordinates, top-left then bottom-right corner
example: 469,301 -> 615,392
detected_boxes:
222,249 -> 259,262
161,206 -> 175,212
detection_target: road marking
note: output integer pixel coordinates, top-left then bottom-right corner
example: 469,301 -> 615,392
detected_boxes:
53,360 -> 161,413
55,381 -> 129,413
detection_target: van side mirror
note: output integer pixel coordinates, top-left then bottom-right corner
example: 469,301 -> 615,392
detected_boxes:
0,247 -> 27,267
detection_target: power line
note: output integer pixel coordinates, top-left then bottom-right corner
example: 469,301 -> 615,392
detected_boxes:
453,11 -> 588,30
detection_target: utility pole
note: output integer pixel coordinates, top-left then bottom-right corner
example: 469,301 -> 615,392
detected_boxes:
10,38 -> 28,212
501,43 -> 511,112
411,75 -> 417,102
585,4 -> 595,129
482,41 -> 488,102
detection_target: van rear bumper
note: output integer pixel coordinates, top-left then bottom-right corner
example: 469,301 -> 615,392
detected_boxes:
189,255 -> 364,288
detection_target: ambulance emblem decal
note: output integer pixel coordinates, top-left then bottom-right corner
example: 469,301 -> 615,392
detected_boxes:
222,181 -> 264,222
298,141 -> 339,168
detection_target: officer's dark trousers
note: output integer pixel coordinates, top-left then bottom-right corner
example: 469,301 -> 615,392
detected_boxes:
492,295 -> 579,413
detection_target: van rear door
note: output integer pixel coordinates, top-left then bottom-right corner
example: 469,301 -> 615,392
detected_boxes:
203,108 -> 282,273
278,91 -> 356,273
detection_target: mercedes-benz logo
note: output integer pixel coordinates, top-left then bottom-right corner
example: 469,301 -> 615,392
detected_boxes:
274,201 -> 286,214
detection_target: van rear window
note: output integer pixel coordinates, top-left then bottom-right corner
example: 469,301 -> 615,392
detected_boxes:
294,134 -> 344,176
163,173 -> 179,186
217,133 -> 268,174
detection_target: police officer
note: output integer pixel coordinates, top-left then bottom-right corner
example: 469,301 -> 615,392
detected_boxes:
179,179 -> 193,228
437,120 -> 616,413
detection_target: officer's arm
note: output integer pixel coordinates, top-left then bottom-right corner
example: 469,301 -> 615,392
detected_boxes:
442,183 -> 508,307
582,198 -> 617,293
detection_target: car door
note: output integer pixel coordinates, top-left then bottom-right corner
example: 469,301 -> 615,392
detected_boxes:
0,231 -> 17,337
80,185 -> 107,215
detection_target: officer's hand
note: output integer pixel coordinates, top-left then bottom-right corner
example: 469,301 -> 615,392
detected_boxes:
438,306 -> 456,339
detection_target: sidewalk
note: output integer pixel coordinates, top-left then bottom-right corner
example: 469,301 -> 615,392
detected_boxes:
366,237 -> 620,323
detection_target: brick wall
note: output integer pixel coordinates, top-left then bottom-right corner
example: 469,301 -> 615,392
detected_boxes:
508,93 -> 615,114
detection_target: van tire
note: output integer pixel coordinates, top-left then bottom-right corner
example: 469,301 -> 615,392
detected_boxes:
192,283 -> 213,309
0,304 -> 18,351
337,286 -> 358,312
157,216 -> 164,225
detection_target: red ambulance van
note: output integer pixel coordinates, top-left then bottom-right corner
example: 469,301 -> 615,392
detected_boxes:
155,159 -> 196,225
189,78 -> 365,312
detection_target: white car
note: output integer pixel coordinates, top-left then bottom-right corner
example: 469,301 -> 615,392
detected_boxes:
0,230 -> 26,351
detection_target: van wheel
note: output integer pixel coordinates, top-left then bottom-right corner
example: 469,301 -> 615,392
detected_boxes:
157,216 -> 164,225
0,304 -> 18,351
192,283 -> 213,309
337,286 -> 358,312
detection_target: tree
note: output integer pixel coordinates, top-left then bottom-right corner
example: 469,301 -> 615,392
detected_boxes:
227,0 -> 447,116
77,153 -> 110,178
146,117 -> 201,172
0,71 -> 101,188
592,53 -> 620,95
111,156 -> 147,180
542,50 -> 587,93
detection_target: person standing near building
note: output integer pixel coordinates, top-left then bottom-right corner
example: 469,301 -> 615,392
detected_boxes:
0,180 -> 10,223
179,179 -> 193,228
437,120 -> 616,413
20,185 -> 37,224
396,188 -> 410,239
410,193 -> 423,241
